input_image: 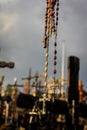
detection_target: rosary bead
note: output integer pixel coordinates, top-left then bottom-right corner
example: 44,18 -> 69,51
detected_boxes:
50,4 -> 53,9
45,25 -> 47,29
50,12 -> 54,17
56,17 -> 58,21
45,67 -> 48,72
54,61 -> 57,65
45,52 -> 49,58
54,55 -> 57,60
56,7 -> 59,11
45,73 -> 48,78
56,12 -> 58,16
56,22 -> 58,25
54,42 -> 57,46
54,50 -> 57,54
45,61 -> 48,66
53,69 -> 57,74
57,2 -> 59,7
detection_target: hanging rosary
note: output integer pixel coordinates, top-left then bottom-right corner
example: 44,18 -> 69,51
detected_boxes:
42,0 -> 60,90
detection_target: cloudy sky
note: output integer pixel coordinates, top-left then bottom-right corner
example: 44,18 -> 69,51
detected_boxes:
0,0 -> 87,90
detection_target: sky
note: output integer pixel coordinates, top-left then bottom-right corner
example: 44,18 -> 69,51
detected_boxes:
0,0 -> 87,91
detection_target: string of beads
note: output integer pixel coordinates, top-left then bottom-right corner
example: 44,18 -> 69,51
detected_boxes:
42,0 -> 60,90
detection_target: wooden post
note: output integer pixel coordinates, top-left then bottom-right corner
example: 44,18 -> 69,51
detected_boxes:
67,56 -> 80,129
